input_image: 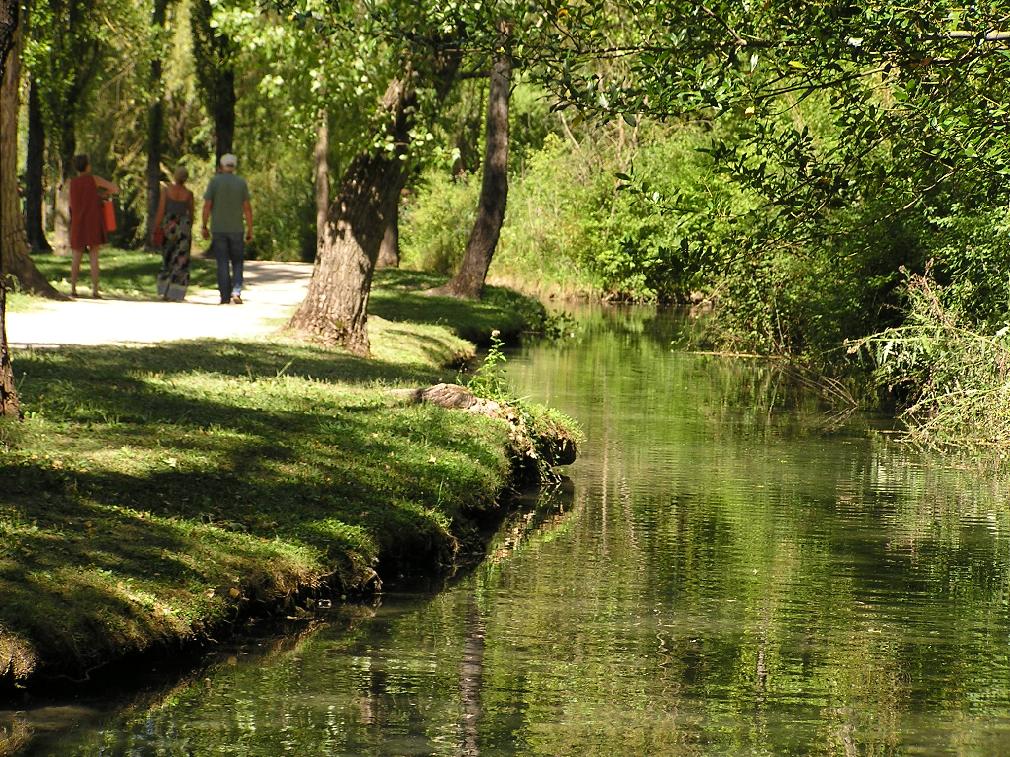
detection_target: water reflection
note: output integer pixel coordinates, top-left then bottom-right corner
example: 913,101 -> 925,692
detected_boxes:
12,306 -> 1010,755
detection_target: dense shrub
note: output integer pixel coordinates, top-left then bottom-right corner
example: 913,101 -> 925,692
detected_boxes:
867,270 -> 1010,451
400,171 -> 481,274
402,126 -> 749,301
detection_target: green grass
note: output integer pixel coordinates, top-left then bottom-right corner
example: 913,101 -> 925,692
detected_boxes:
370,269 -> 549,345
0,260 -> 567,691
7,247 -> 218,310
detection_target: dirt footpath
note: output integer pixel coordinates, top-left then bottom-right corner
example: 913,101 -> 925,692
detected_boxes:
7,261 -> 313,347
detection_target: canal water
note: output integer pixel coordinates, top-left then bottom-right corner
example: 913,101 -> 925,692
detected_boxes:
12,306 -> 1010,755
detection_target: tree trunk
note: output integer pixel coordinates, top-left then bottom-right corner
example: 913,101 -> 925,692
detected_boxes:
441,49 -> 511,299
145,0 -> 170,248
213,69 -> 235,161
52,127 -> 75,256
0,0 -> 21,418
313,112 -> 328,255
24,76 -> 50,253
1,23 -> 60,298
289,77 -> 415,356
375,201 -> 400,269
53,178 -> 70,255
191,0 -> 236,163
290,48 -> 460,355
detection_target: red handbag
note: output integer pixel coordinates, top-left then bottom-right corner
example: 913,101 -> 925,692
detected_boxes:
102,200 -> 116,233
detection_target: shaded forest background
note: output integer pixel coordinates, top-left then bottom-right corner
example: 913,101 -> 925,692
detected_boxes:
5,0 -> 1010,448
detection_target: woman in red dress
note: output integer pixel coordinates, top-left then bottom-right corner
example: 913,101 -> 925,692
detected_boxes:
69,154 -> 118,298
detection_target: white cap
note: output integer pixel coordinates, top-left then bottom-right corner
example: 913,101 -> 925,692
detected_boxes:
220,153 -> 237,167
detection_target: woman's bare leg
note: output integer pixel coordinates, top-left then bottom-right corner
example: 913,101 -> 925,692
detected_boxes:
70,249 -> 84,296
89,246 -> 101,297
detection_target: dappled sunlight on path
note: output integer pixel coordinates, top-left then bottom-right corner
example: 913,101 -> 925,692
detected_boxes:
7,261 -> 312,347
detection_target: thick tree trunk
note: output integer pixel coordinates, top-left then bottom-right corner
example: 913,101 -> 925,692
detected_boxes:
1,24 -> 60,298
313,113 -> 328,255
289,77 -> 415,356
24,77 -> 50,253
145,0 -> 170,248
291,49 -> 460,355
0,0 -> 21,418
441,50 -> 511,299
375,200 -> 400,269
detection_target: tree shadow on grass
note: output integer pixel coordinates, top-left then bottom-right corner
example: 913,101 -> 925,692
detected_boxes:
0,361 -> 513,684
14,339 -> 449,390
0,489 -> 316,683
1,305 -> 531,692
0,400 -> 510,690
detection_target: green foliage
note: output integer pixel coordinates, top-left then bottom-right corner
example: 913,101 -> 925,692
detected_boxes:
525,0 -> 1010,378
917,205 -> 1010,327
25,0 -> 149,151
400,169 -> 479,274
404,123 -> 751,301
865,270 -> 1010,451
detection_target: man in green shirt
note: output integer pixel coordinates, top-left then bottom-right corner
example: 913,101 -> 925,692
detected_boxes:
201,153 -> 253,304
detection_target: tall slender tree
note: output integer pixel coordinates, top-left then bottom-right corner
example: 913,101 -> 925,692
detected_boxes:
375,207 -> 400,269
144,0 -> 172,247
23,77 -> 49,252
313,112 -> 329,255
0,0 -> 20,418
191,0 -> 236,161
439,27 -> 511,298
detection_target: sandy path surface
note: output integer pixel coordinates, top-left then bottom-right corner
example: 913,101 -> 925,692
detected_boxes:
7,260 -> 313,348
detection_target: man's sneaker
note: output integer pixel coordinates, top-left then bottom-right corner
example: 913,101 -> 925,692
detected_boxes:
220,298 -> 230,304
231,294 -> 243,305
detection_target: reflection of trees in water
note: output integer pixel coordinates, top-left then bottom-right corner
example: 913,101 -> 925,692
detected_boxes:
509,309 -> 1010,751
457,599 -> 485,757
12,615 -> 370,754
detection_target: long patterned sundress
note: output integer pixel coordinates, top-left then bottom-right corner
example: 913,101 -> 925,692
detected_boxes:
156,195 -> 193,301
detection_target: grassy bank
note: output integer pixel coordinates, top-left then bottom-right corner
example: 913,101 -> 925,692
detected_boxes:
0,263 -> 577,693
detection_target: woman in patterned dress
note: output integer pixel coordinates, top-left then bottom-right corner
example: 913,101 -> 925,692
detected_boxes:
152,165 -> 195,301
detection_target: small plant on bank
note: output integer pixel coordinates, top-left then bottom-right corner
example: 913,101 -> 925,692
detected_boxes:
464,330 -> 510,402
462,330 -> 582,482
